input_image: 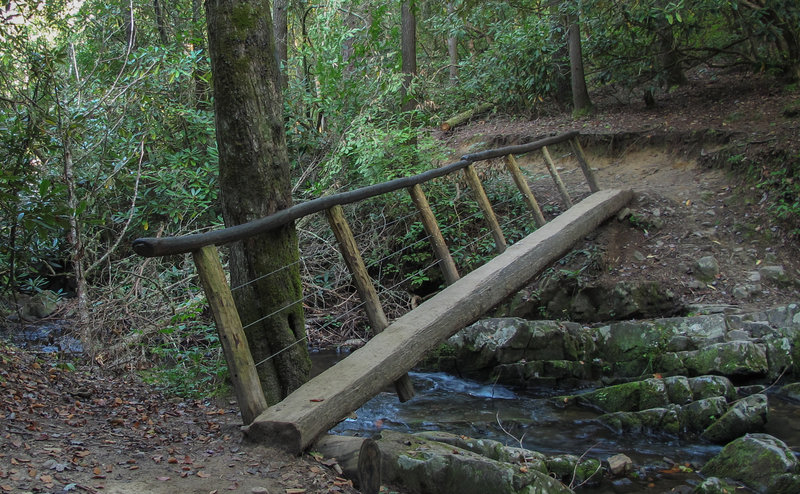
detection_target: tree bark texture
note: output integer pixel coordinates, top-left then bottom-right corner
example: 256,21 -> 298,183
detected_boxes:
205,0 -> 310,405
191,0 -> 210,107
153,0 -> 170,45
273,0 -> 288,90
400,1 -> 417,113
655,15 -> 687,87
446,2 -> 458,85
568,18 -> 592,114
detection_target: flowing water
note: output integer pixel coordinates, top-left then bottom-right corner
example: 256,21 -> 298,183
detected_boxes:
313,350 -> 800,492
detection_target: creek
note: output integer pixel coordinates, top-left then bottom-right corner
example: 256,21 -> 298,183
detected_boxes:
312,349 -> 800,493
1,320 -> 83,354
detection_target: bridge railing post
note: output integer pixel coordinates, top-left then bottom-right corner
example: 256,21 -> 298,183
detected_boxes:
192,245 -> 268,425
570,137 -> 600,192
503,154 -> 547,227
407,184 -> 461,286
462,164 -> 507,253
542,145 -> 573,208
325,204 -> 415,402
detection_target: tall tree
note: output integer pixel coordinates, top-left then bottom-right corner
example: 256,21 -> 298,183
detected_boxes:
400,0 -> 417,113
205,0 -> 310,404
567,16 -> 592,114
446,2 -> 458,85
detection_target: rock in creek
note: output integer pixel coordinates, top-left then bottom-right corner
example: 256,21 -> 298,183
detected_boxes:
557,375 -> 768,440
435,302 -> 800,388
376,430 -> 574,494
702,433 -> 798,493
701,394 -> 768,444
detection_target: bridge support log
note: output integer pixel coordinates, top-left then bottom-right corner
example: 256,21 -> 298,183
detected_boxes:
243,189 -> 633,454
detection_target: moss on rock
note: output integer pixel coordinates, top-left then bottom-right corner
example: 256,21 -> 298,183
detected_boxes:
702,433 -> 797,493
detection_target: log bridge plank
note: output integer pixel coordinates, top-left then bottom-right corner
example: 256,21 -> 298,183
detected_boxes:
243,189 -> 633,454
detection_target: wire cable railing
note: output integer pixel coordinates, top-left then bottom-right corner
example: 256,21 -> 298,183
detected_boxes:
131,130 -> 603,423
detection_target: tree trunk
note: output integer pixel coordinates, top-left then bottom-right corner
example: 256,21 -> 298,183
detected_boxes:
446,2 -> 458,85
655,16 -> 686,87
153,0 -> 169,45
568,18 -> 592,115
550,6 -> 571,107
400,1 -> 417,113
63,137 -> 89,324
273,0 -> 288,90
205,0 -> 311,405
400,1 -> 418,158
191,0 -> 210,108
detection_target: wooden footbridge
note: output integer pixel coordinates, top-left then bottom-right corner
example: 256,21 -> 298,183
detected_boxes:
133,131 -> 632,455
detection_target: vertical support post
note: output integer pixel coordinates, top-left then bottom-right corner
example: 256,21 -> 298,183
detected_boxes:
570,137 -> 600,192
503,154 -> 547,227
192,245 -> 268,425
325,205 -> 415,402
542,145 -> 573,208
462,164 -> 507,253
407,184 -> 460,285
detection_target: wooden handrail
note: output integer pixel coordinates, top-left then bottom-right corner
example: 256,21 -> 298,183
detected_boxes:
131,131 -> 580,257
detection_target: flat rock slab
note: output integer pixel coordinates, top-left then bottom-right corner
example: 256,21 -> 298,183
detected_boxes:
243,189 -> 633,453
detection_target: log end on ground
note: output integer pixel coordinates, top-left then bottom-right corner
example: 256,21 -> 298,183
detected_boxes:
242,419 -> 304,455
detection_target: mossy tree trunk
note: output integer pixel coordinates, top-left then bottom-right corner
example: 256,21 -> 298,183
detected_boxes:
205,0 -> 310,405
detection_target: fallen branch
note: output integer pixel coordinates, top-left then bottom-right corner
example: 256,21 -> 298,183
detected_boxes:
441,102 -> 494,131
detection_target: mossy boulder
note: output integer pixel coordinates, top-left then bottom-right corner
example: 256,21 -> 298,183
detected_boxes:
448,319 -> 583,373
596,321 -> 672,364
769,473 -> 800,494
572,378 -> 669,413
663,376 -> 694,405
415,431 -> 547,473
377,430 -> 573,494
701,394 -> 768,444
702,433 -> 797,493
683,397 -> 728,431
492,360 -> 595,387
777,382 -> 800,403
545,454 -> 602,487
693,476 -> 739,494
681,341 -> 768,377
597,406 -> 682,435
762,336 -> 793,378
688,375 -> 737,401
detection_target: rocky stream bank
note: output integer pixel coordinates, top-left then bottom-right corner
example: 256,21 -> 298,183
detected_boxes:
354,302 -> 800,494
